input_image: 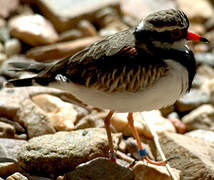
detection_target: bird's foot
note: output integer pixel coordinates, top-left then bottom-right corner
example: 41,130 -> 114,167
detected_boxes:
139,148 -> 167,166
109,150 -> 117,163
143,156 -> 167,166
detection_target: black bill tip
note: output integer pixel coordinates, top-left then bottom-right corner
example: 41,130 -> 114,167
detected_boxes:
200,37 -> 209,43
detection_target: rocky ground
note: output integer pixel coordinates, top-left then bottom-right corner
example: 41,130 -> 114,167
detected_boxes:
0,0 -> 214,179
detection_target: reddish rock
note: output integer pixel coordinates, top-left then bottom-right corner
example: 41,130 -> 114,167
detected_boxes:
26,36 -> 101,61
26,0 -> 121,32
9,14 -> 58,46
0,0 -> 19,18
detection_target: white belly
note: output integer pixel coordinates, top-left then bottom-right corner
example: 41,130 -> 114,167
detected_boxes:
50,60 -> 189,112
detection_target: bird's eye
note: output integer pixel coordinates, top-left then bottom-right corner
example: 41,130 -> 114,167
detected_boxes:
170,29 -> 183,40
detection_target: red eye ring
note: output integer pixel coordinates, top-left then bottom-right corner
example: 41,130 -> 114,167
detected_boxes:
170,29 -> 183,40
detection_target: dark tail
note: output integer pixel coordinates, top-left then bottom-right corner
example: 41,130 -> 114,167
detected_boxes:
5,76 -> 49,88
8,61 -> 50,73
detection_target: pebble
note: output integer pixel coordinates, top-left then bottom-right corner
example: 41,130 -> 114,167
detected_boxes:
124,137 -> 154,160
58,29 -> 82,42
78,20 -> 97,37
75,112 -> 106,130
17,128 -> 120,176
0,0 -> 19,18
64,157 -> 134,180
0,138 -> 26,177
182,104 -> 214,131
28,0 -> 121,33
0,86 -> 90,138
195,52 -> 214,67
0,121 -> 15,138
0,53 -> 7,66
175,89 -> 210,112
133,161 -> 180,180
19,98 -> 56,138
158,132 -> 214,180
0,27 -> 10,42
32,94 -> 79,131
9,14 -> 58,46
5,39 -> 22,57
25,36 -> 101,61
111,111 -> 175,139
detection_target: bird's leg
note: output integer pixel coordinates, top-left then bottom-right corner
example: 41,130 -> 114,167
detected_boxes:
104,110 -> 116,162
127,112 -> 167,166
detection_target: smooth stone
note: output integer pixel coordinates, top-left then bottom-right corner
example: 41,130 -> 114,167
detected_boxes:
18,128 -> 120,176
9,14 -> 58,46
182,104 -> 214,131
175,89 -> 210,112
158,132 -> 214,180
64,157 -> 134,180
26,0 -> 121,32
133,161 -> 180,180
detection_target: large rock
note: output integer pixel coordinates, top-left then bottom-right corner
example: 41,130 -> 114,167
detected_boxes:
25,36 -> 101,61
18,128 -> 121,176
158,132 -> 214,180
27,0 -> 121,32
64,157 -> 134,180
9,14 -> 58,46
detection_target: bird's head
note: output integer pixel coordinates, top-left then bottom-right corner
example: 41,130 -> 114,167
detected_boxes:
134,9 -> 208,50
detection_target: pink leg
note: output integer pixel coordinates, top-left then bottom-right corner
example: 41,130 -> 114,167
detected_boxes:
127,112 -> 167,166
104,110 -> 116,162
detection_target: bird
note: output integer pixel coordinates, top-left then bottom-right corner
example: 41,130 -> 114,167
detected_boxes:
5,9 -> 208,165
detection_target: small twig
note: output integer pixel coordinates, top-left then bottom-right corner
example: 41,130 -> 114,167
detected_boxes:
140,111 -> 178,180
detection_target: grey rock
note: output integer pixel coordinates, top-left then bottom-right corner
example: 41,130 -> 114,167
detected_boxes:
182,104 -> 214,131
175,89 -> 210,112
0,138 -> 26,178
27,0 -> 121,33
64,157 -> 134,180
19,98 -> 56,138
195,52 -> 214,67
18,128 -> 120,176
0,27 -> 10,42
4,39 -> 22,57
158,132 -> 214,180
75,112 -> 106,130
0,138 -> 26,161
